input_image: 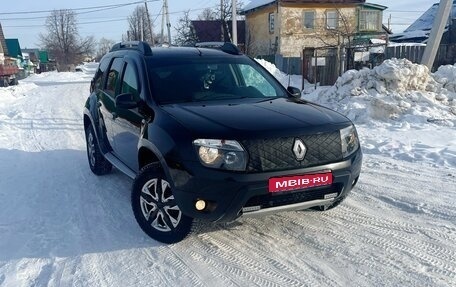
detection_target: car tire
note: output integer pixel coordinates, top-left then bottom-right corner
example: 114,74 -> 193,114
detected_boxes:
9,78 -> 18,86
1,78 -> 8,87
85,124 -> 112,175
132,163 -> 193,244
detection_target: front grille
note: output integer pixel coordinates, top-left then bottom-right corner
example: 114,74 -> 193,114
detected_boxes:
244,184 -> 342,209
241,132 -> 342,172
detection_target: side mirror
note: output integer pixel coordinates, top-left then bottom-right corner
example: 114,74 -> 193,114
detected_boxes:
287,86 -> 301,99
115,93 -> 138,109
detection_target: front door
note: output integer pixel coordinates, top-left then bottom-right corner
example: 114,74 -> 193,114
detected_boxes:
111,60 -> 142,172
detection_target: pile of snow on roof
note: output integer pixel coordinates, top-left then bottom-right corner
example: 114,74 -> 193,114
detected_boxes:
309,58 -> 456,126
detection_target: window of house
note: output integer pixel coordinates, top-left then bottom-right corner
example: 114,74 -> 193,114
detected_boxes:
269,12 -> 275,33
303,11 -> 315,29
359,10 -> 380,31
326,10 -> 338,29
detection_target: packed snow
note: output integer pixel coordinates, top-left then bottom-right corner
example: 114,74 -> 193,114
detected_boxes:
0,61 -> 455,287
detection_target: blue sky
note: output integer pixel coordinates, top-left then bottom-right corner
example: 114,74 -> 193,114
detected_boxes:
0,0 -> 435,49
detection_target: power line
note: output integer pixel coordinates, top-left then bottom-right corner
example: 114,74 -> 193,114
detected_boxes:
387,10 -> 426,13
0,0 -> 160,15
2,6 -> 219,28
1,5 -> 217,23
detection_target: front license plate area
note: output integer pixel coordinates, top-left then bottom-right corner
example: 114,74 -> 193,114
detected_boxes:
268,172 -> 333,193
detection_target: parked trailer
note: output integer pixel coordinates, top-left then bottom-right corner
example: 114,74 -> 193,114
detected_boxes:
0,64 -> 18,87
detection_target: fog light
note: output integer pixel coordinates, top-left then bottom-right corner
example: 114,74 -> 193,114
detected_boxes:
195,200 -> 206,211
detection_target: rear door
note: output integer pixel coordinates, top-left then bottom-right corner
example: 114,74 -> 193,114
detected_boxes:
99,57 -> 124,150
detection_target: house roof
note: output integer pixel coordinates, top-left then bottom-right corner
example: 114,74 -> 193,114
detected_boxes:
405,2 -> 456,33
362,3 -> 387,11
0,23 -> 8,55
390,1 -> 456,43
242,0 -> 366,13
191,20 -> 246,44
242,0 -> 275,13
39,50 -> 49,63
5,39 -> 22,58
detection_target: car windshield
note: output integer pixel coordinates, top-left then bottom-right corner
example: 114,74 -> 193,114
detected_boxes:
148,57 -> 287,104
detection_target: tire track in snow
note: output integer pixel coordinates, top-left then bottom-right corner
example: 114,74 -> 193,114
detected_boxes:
139,248 -> 179,287
281,212 -> 393,283
162,246 -> 205,287
333,205 -> 456,278
232,218 -> 342,287
194,232 -> 312,287
170,241 -> 237,287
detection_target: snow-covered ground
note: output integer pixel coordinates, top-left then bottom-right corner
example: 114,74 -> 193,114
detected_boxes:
0,62 -> 455,287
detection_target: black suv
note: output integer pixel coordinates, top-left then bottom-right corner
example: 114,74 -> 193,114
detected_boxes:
83,41 -> 362,243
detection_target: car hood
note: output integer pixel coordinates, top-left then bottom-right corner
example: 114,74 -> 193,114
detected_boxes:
161,98 -> 351,138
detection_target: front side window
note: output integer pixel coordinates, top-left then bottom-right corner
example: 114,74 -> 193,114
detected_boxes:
359,10 -> 380,31
121,64 -> 139,101
326,10 -> 338,29
238,64 -> 277,97
303,11 -> 315,29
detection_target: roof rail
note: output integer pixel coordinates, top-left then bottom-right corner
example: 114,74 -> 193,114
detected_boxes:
195,42 -> 241,55
110,41 -> 152,55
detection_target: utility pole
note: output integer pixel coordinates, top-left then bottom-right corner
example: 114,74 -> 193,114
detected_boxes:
388,14 -> 391,31
220,0 -> 224,41
140,17 -> 144,41
161,1 -> 165,44
232,0 -> 237,45
421,0 -> 452,69
163,0 -> 172,44
144,0 -> 155,45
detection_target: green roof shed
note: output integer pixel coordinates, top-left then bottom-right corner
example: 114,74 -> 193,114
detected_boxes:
5,39 -> 22,58
39,50 -> 49,63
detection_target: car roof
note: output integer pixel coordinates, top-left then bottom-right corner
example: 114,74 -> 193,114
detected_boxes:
104,41 -> 246,64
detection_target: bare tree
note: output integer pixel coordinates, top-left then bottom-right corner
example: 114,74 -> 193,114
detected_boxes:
174,10 -> 198,46
216,0 -> 244,21
313,8 -> 358,75
216,0 -> 244,42
198,8 -> 217,20
127,6 -> 154,44
318,9 -> 357,49
39,9 -> 95,67
96,38 -> 115,61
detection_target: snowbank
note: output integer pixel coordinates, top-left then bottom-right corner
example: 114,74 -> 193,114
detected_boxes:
22,62 -> 97,85
255,58 -> 303,89
304,58 -> 456,126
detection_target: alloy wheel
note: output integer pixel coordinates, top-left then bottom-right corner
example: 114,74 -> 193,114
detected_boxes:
87,130 -> 96,167
139,178 -> 182,232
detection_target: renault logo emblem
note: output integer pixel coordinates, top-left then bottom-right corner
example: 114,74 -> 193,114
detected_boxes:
293,138 -> 306,161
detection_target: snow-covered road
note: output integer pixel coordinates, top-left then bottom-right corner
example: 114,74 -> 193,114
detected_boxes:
0,72 -> 455,287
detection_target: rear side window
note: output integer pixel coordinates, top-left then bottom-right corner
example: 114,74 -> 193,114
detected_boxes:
105,58 -> 124,96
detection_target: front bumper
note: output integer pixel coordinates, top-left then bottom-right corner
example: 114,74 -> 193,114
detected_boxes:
168,148 -> 362,222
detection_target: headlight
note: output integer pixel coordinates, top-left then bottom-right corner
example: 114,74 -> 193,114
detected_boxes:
340,125 -> 360,158
193,139 -> 247,171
